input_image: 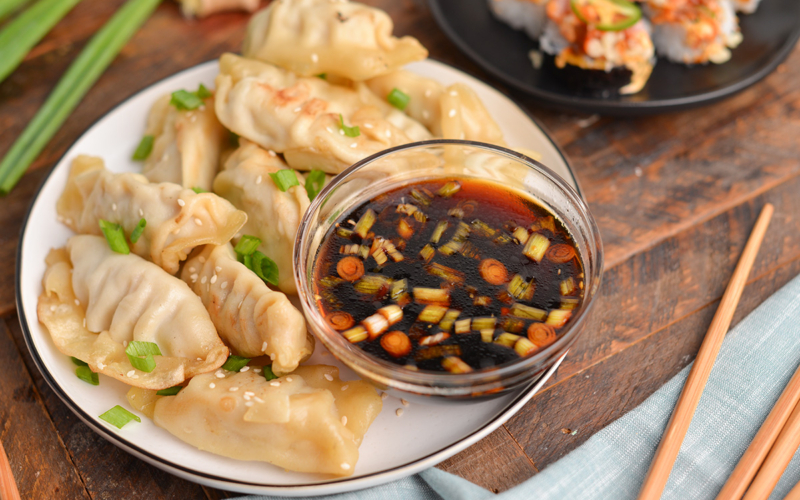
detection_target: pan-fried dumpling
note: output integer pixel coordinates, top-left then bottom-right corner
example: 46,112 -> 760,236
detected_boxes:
213,140 -> 308,294
178,0 -> 259,18
366,71 -> 507,145
141,93 -> 227,192
141,366 -> 382,475
57,155 -> 247,274
214,53 -> 431,173
242,0 -> 427,81
180,244 -> 312,374
37,235 -> 229,390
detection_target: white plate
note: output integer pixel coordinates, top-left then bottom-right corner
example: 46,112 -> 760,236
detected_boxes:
16,59 -> 577,496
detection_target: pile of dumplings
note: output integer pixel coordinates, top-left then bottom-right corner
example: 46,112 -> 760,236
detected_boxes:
37,0 -> 512,477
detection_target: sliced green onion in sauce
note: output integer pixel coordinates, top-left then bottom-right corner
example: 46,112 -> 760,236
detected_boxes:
221,355 -> 251,372
263,365 -> 277,381
156,386 -> 183,396
132,135 -> 154,161
269,169 -> 300,192
387,88 -> 410,110
76,365 -> 99,385
339,114 -> 360,138
125,340 -> 161,373
234,235 -> 261,256
99,405 -> 141,429
129,218 -> 146,244
99,220 -> 130,254
305,169 -> 326,201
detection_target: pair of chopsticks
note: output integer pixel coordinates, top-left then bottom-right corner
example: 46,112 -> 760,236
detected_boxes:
638,204 -> 800,499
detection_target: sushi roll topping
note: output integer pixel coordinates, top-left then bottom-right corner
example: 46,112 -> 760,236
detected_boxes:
570,0 -> 642,31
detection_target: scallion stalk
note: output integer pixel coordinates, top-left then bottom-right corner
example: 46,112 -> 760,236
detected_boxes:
0,0 -> 30,21
0,0 -> 162,193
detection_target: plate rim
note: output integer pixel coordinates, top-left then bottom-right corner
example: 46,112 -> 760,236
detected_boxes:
14,58 -> 576,495
427,0 -> 800,115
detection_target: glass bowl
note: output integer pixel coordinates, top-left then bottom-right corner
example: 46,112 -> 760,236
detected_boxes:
294,140 -> 603,401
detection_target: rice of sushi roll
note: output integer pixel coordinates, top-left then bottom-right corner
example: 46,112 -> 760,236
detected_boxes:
644,0 -> 743,64
539,0 -> 656,95
730,0 -> 761,14
488,0 -> 550,40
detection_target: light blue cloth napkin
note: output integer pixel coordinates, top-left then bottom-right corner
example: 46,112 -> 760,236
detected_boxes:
237,272 -> 800,500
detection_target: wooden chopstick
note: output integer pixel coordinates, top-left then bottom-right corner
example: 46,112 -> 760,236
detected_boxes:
741,396 -> 800,500
784,478 -> 800,500
716,361 -> 800,500
637,203 -> 774,500
0,439 -> 21,500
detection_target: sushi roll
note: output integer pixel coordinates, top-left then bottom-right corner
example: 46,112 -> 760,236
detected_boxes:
730,0 -> 761,14
488,0 -> 550,40
539,0 -> 656,95
644,0 -> 743,64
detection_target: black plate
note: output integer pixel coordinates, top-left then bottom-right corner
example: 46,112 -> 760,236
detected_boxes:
428,0 -> 800,115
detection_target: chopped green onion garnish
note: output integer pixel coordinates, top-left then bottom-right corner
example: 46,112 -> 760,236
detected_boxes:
191,186 -> 207,194
71,356 -> 88,366
353,209 -> 376,239
234,235 -> 261,256
269,169 -> 300,192
170,89 -> 203,111
99,405 -> 140,429
76,365 -> 99,385
125,340 -> 161,373
387,88 -> 410,111
0,0 -> 162,194
263,365 -> 277,381
305,169 -> 326,201
99,220 -> 130,254
156,385 -> 183,396
436,181 -> 462,198
221,355 -> 251,372
339,114 -> 360,138
228,130 -> 239,147
129,218 -> 146,244
132,135 -> 154,161
195,83 -> 212,99
250,251 -> 279,287
317,73 -> 327,80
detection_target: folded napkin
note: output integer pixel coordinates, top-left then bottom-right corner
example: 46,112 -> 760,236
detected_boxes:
236,272 -> 800,500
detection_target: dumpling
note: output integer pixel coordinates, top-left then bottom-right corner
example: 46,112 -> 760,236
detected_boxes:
57,155 -> 247,274
180,244 -> 312,374
178,0 -> 259,18
141,365 -> 382,475
37,235 -> 229,390
242,0 -> 427,81
214,53 -> 432,173
366,71 -> 507,145
213,140 -> 308,294
141,93 -> 227,192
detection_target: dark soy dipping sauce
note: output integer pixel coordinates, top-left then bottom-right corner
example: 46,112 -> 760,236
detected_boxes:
313,178 -> 584,373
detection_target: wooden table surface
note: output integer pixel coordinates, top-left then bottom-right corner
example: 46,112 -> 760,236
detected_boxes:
2,1 -> 799,498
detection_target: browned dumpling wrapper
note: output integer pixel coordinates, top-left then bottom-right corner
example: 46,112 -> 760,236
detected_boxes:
242,0 -> 428,81
37,236 -> 229,390
56,155 -> 247,274
128,366 -> 382,476
181,244 -> 313,374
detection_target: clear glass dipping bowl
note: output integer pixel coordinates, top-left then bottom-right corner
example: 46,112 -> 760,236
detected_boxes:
294,140 -> 603,401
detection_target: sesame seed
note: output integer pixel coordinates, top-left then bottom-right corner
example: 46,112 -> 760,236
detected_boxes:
139,209 -> 144,217
199,256 -> 206,263
339,129 -> 345,135
270,353 -> 276,360
350,142 -> 358,148
244,391 -> 254,397
112,203 -> 117,211
49,305 -> 56,312
254,396 -> 264,403
448,109 -> 456,118
131,374 -> 139,379
245,401 -> 254,407
243,394 -> 251,401
210,275 -> 217,284
363,123 -> 373,129
341,463 -> 350,470
220,281 -> 228,290
195,218 -> 203,226
256,175 -> 262,184
341,416 -> 347,425
127,370 -> 136,377
74,299 -> 80,306
341,385 -> 349,391
324,374 -> 334,382
97,362 -> 106,370
209,383 -> 216,389
65,218 -> 73,225
238,301 -> 244,309
83,318 -> 86,327
396,408 -> 404,416
293,106 -> 302,113
177,199 -> 185,206
201,276 -> 207,284
386,130 -> 391,138
422,110 -> 430,119
270,381 -> 280,387
286,377 -> 293,382
450,90 -> 458,96
311,53 -> 319,63
327,126 -> 335,133
123,341 -> 128,347
215,266 -> 222,272
190,273 -> 198,282
229,387 -> 239,392
253,368 -> 262,374
381,392 -> 388,400
240,365 -> 250,372
268,150 -> 276,157
215,371 -> 225,379
189,267 -> 196,273
261,341 -> 268,352
401,398 -> 409,407
197,358 -> 202,361
424,89 -> 432,97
